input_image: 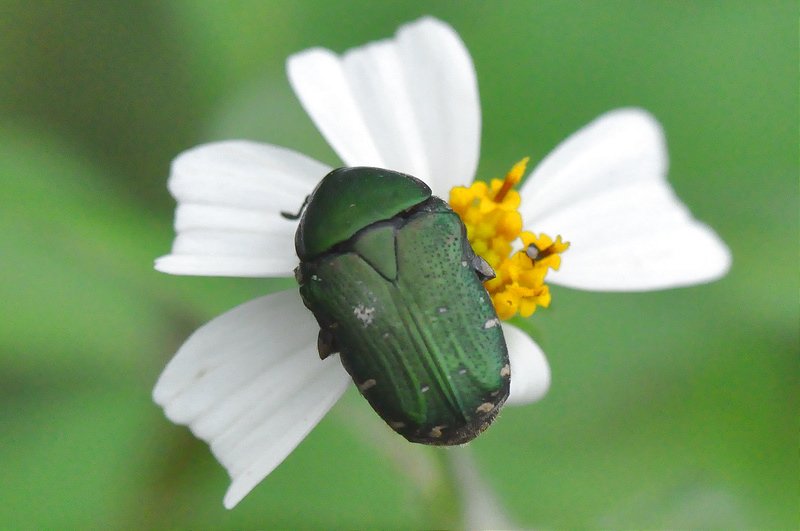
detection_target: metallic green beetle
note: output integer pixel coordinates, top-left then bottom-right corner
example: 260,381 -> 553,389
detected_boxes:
289,167 -> 510,445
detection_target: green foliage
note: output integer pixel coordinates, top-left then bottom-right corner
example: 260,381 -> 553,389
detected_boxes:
0,1 -> 796,528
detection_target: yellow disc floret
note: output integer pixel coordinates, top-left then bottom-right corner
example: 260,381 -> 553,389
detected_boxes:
449,158 -> 569,320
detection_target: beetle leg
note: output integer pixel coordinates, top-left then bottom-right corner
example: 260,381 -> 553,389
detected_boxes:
293,265 -> 304,284
470,253 -> 496,282
317,327 -> 339,360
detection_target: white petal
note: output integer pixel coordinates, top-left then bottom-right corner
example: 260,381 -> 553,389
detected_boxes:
287,16 -> 480,197
521,108 -> 731,291
153,290 -> 350,508
155,140 -> 331,277
503,323 -> 551,406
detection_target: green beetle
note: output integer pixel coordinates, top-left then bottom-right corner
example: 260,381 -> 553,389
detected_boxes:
288,167 -> 510,445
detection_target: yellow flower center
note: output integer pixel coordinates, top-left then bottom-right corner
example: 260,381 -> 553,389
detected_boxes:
449,158 -> 569,320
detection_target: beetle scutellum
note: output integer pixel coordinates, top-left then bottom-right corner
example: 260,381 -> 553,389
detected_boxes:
286,167 -> 510,445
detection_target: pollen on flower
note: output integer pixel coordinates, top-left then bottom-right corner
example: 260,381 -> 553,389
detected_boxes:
449,158 -> 569,320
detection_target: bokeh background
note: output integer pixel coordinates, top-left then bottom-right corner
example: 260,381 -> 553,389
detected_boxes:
1,1 -> 797,528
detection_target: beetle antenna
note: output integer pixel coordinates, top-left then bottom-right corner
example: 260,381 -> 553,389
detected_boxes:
281,195 -> 310,220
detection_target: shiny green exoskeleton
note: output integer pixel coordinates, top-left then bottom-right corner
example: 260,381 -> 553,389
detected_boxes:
292,167 -> 510,445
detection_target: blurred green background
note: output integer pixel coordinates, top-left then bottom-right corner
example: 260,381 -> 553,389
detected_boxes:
1,1 -> 797,528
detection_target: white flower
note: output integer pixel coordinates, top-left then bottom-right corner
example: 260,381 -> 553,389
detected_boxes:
153,17 -> 731,509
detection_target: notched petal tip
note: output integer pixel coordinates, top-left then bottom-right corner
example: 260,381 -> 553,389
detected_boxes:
680,221 -> 733,284
286,15 -> 480,195
397,15 -> 462,42
522,106 -> 731,292
153,291 -> 351,508
600,106 -> 663,131
157,140 -> 329,278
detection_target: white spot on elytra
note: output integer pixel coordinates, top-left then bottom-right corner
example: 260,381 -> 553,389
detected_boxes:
483,318 -> 500,329
428,425 -> 447,438
358,378 -> 377,391
475,402 -> 494,414
389,421 -> 406,429
421,385 -> 430,393
461,260 -> 468,267
458,368 -> 467,375
500,364 -> 510,378
437,306 -> 448,314
353,304 -> 375,326
310,274 -> 321,282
